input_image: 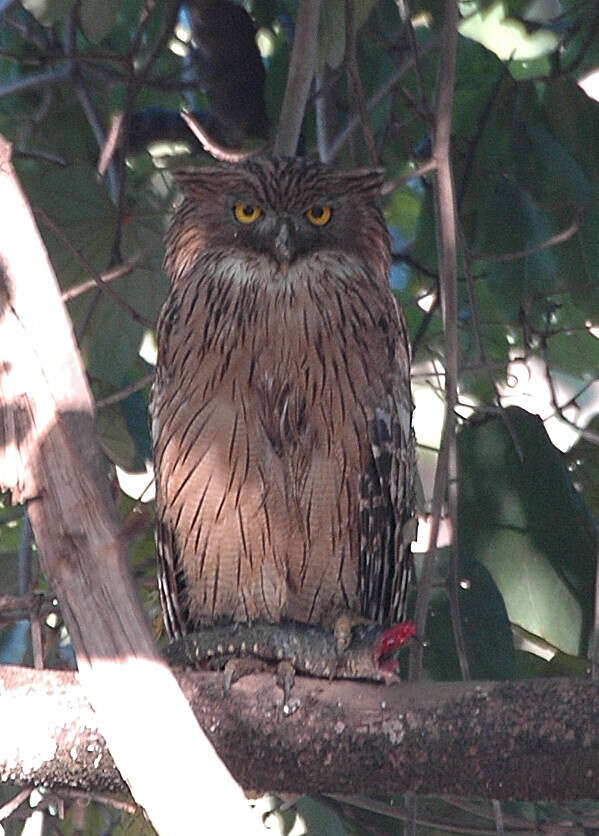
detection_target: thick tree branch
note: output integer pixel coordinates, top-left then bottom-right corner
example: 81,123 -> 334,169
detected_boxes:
0,136 -> 262,836
2,664 -> 599,801
274,0 -> 322,156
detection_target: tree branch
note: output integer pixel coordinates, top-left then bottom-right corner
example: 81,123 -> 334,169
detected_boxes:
431,0 -> 469,680
2,664 -> 599,801
345,0 -> 378,165
274,0 -> 322,156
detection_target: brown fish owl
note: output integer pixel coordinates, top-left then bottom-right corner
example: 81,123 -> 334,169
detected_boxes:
151,156 -> 415,642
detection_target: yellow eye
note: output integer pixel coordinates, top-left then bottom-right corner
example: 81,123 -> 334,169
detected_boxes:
233,202 -> 262,224
306,205 -> 332,226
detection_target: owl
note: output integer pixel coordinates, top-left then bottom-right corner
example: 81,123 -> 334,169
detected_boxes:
151,156 -> 415,648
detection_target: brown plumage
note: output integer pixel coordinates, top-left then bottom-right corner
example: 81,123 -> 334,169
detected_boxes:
151,156 -> 415,640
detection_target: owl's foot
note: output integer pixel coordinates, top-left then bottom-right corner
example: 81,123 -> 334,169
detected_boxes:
275,660 -> 296,704
332,613 -> 372,656
222,655 -> 268,693
223,656 -> 296,705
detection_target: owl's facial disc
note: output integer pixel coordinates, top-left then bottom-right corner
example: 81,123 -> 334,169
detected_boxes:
229,197 -> 339,274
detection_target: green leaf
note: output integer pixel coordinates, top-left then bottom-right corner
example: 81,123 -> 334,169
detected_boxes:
21,0 -> 74,26
317,0 -> 375,71
96,403 -> 144,471
16,156 -> 117,293
546,322 -> 599,378
514,649 -> 553,678
384,182 -> 423,240
294,797 -> 349,835
512,121 -> 595,210
423,550 -> 515,681
552,203 -> 599,317
542,77 -> 599,188
459,0 -> 559,61
409,188 -> 438,291
459,406 -> 596,656
564,417 -> 599,520
459,551 -> 516,679
472,175 -> 557,319
79,0 -> 123,42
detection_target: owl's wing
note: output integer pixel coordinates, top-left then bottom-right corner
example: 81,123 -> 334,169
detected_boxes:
155,515 -> 190,639
150,294 -> 191,640
358,307 -> 416,625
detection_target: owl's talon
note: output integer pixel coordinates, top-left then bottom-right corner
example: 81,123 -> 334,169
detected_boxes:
222,656 -> 267,693
333,613 -> 372,656
276,660 -> 296,704
333,615 -> 352,656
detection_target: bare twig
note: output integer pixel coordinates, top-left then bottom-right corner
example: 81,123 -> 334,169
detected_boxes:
274,0 -> 322,156
327,793 -> 523,833
431,0 -> 469,680
75,83 -> 120,203
0,593 -> 57,625
180,112 -> 259,163
460,241 -> 518,449
473,214 -> 582,264
130,0 -> 158,57
382,159 -> 436,193
445,797 -> 538,831
108,0 -> 180,263
327,38 -> 437,162
3,8 -> 49,52
95,374 -> 154,408
0,66 -> 70,99
53,788 -> 138,816
345,0 -> 378,165
97,112 -> 124,179
61,254 -> 145,302
12,149 -> 68,166
0,787 -> 32,822
395,1 -> 429,122
34,207 -> 153,329
540,343 -> 599,446
409,421 -> 448,680
62,10 -> 120,204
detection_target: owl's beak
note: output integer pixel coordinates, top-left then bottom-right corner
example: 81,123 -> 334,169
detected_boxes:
274,219 -> 294,273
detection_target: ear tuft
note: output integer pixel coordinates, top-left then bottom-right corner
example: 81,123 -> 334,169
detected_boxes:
333,167 -> 385,196
171,167 -> 229,197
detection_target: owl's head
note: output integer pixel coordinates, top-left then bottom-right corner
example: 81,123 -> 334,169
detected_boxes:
165,156 -> 390,282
